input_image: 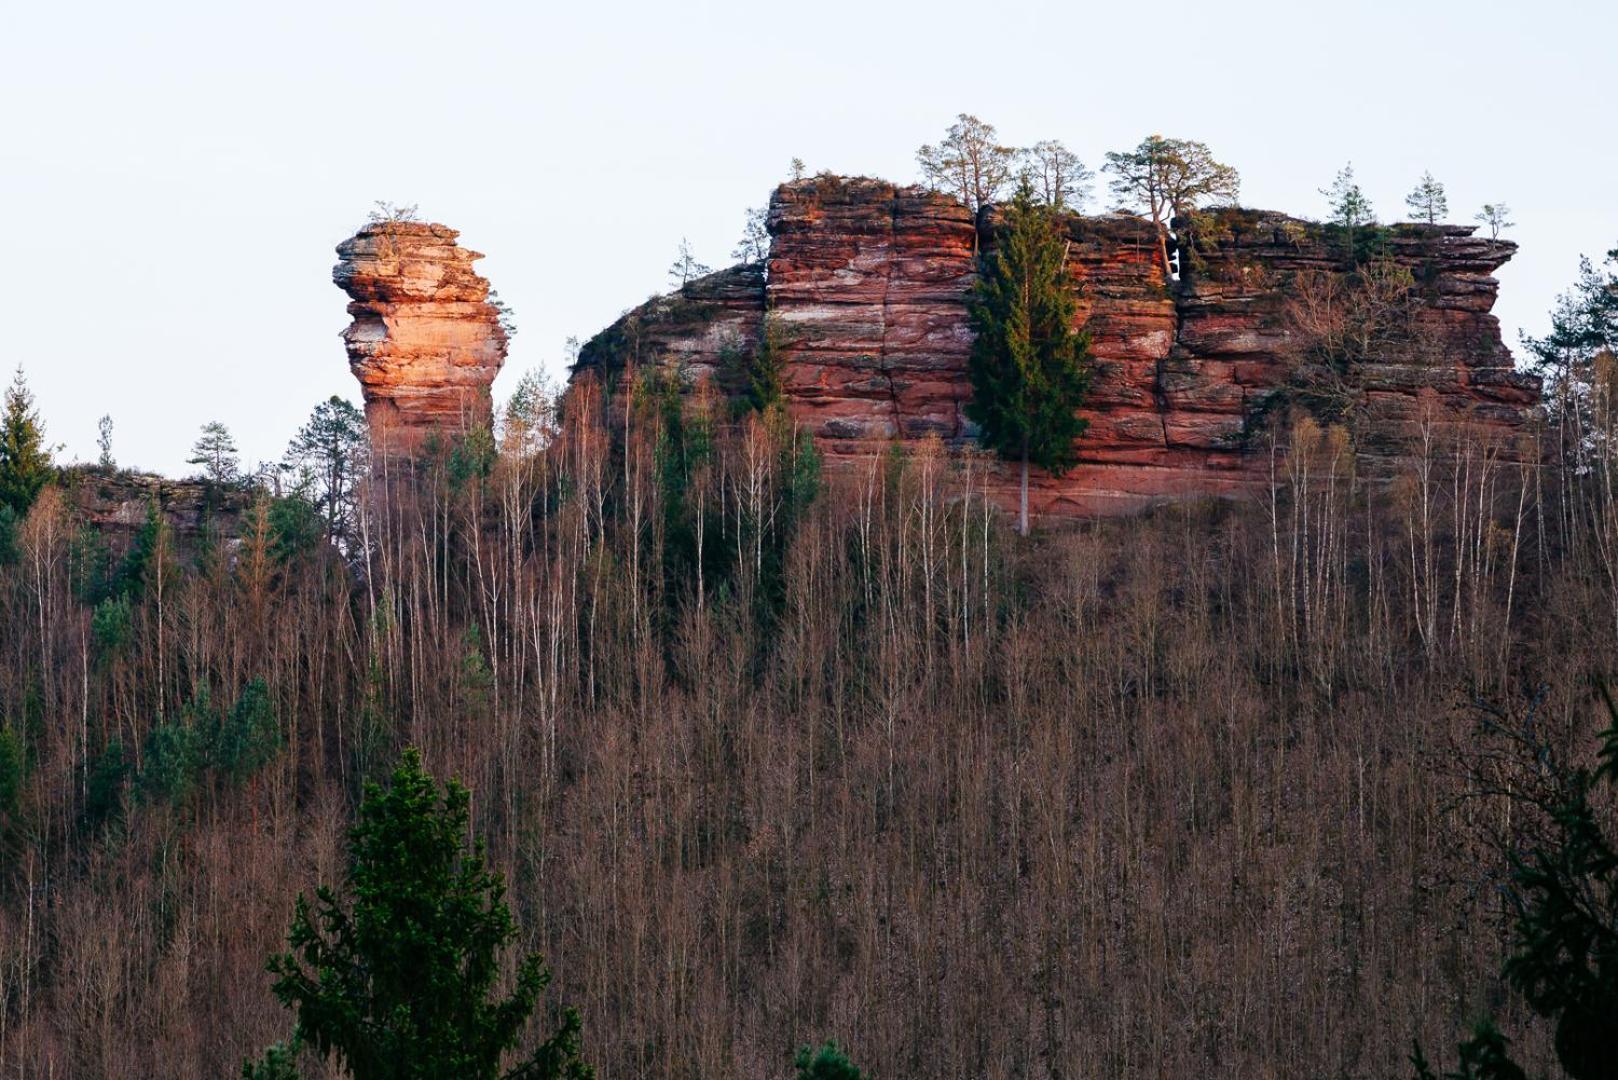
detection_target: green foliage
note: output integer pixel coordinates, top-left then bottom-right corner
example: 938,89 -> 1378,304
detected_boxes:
285,396 -> 368,541
793,1041 -> 866,1080
260,748 -> 592,1080
1412,1020 -> 1527,1080
0,725 -> 25,819
269,494 -> 324,563
0,504 -> 17,567
91,595 -> 134,656
82,737 -> 129,830
138,717 -> 204,807
449,425 -> 497,489
723,315 -> 788,415
0,366 -> 53,517
1419,690 -> 1618,1079
1405,171 -> 1449,225
965,180 -> 1091,530
213,679 -> 281,784
188,420 -> 241,484
242,1040 -> 303,1080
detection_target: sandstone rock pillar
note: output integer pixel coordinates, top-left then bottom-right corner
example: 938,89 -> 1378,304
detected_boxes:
332,221 -> 508,454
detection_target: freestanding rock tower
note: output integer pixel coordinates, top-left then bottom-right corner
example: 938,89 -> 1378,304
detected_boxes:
333,220 -> 508,454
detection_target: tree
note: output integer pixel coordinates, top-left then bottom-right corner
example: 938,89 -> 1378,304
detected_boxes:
367,201 -> 420,225
789,157 -> 806,182
916,113 -> 1018,216
668,238 -> 711,290
1405,171 -> 1449,224
257,748 -> 592,1080
188,421 -> 240,484
0,366 -> 53,517
284,397 -> 368,540
1321,163 -> 1377,251
793,1041 -> 865,1080
965,181 -> 1092,535
1417,690 -> 1618,1080
1476,203 -> 1515,240
1018,139 -> 1092,212
1103,135 -> 1240,278
732,206 -> 770,264
97,414 -> 115,470
500,369 -> 559,456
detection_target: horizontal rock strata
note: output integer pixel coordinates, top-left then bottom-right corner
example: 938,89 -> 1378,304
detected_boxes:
333,221 -> 508,453
573,178 -> 1541,516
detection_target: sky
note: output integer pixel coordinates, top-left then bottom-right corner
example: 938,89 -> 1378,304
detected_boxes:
2,0 -> 1613,475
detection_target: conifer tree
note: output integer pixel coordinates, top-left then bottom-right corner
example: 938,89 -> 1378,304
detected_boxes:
188,420 -> 240,484
0,366 -> 53,516
1103,135 -> 1240,278
965,181 -> 1092,535
1405,171 -> 1449,224
256,748 -> 592,1080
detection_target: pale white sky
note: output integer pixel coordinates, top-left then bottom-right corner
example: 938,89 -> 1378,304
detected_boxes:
2,0 -> 1611,474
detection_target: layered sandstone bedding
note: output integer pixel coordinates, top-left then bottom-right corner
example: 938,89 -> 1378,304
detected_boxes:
576,176 -> 1540,515
333,221 -> 509,454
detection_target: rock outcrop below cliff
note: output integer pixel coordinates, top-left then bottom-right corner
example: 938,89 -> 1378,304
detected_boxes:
574,177 -> 1541,516
333,221 -> 508,453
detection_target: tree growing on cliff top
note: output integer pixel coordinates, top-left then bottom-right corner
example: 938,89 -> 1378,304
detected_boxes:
668,238 -> 711,290
917,114 -> 1018,217
1405,171 -> 1449,225
966,182 -> 1091,535
1322,163 -> 1377,254
1018,140 -> 1092,212
1476,203 -> 1515,240
188,421 -> 240,485
255,748 -> 593,1079
732,206 -> 770,264
1103,135 -> 1240,279
0,367 -> 53,517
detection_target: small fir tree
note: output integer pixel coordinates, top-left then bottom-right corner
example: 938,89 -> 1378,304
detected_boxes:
256,747 -> 592,1079
1405,170 -> 1449,224
1321,163 -> 1377,256
0,367 -> 53,516
96,414 -> 115,470
965,181 -> 1092,535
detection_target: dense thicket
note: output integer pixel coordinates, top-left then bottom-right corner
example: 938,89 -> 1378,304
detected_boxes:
1,346 -> 1616,1075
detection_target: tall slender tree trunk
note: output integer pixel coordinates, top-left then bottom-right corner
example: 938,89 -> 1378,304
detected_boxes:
1019,452 -> 1029,537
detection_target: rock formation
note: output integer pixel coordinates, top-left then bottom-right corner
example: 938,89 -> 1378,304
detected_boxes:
57,466 -> 253,553
573,177 -> 1542,516
333,221 -> 508,453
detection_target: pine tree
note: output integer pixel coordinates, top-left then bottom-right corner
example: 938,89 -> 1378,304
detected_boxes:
965,181 -> 1092,535
0,367 -> 53,516
284,397 -> 367,540
1405,171 -> 1449,224
1322,163 -> 1378,256
188,420 -> 240,484
1103,135 -> 1240,278
256,748 -> 592,1079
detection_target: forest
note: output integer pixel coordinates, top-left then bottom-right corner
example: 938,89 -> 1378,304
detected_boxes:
1,223 -> 1617,1076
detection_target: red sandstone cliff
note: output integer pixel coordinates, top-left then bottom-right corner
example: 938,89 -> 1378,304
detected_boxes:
573,177 -> 1541,516
333,221 -> 508,454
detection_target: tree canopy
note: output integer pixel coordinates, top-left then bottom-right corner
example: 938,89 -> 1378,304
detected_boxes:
0,367 -> 52,516
256,748 -> 592,1079
965,182 -> 1092,534
1103,135 -> 1240,277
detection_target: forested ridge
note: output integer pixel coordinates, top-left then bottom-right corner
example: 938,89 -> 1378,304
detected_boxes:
0,241 -> 1617,1076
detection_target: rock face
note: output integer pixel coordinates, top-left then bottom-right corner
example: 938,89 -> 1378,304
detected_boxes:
573,178 -> 1541,516
333,221 -> 508,453
57,467 -> 253,552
